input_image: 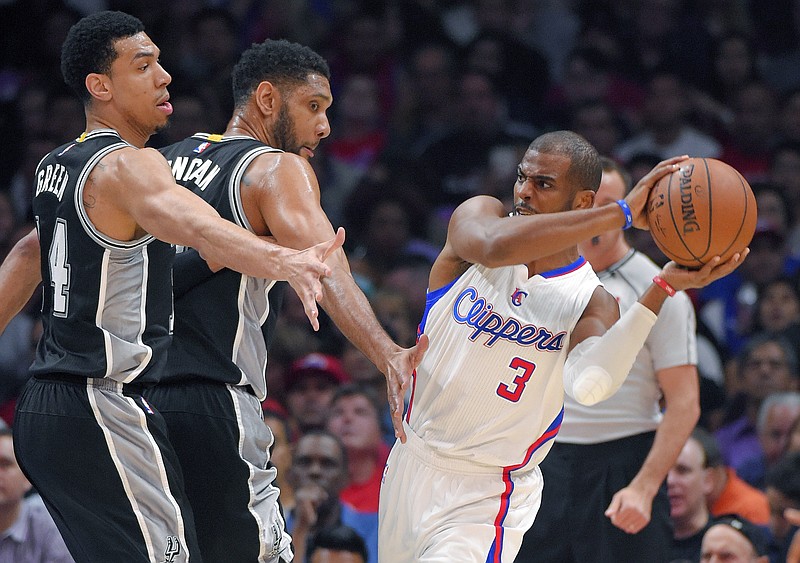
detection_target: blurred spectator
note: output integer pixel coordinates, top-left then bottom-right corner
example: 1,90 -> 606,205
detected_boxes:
764,451 -> 800,562
718,80 -> 780,184
384,40 -> 459,165
568,99 -> 627,159
691,32 -> 760,134
326,385 -> 390,523
412,69 -> 536,222
513,0 -> 581,82
614,69 -> 722,164
667,430 -> 713,562
779,88 -> 800,144
750,0 -> 800,94
307,524 -> 368,563
715,334 -> 799,471
623,0 -> 714,88
699,222 -> 799,356
737,391 -> 800,489
173,7 -> 240,127
285,353 -> 350,437
541,45 -> 645,133
700,514 -> 771,563
767,142 -> 800,256
380,255 -> 432,325
0,426 -> 73,563
286,430 -> 376,563
751,276 -> 800,361
690,426 -> 770,526
460,28 -> 550,127
344,180 -> 436,290
324,10 -> 398,122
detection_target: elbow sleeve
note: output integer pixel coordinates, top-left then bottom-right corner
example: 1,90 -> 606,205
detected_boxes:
564,302 -> 658,406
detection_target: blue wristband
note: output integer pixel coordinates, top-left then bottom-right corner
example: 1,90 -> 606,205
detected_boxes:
615,199 -> 633,230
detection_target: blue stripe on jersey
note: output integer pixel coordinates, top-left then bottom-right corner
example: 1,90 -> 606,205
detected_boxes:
539,256 -> 586,278
419,276 -> 460,334
486,407 -> 564,563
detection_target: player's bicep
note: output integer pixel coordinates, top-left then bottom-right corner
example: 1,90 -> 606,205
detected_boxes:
114,149 -> 222,245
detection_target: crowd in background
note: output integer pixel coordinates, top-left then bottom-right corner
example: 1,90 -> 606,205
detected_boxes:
1,0 -> 800,562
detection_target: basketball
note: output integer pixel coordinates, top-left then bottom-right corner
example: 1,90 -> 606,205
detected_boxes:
646,157 -> 757,268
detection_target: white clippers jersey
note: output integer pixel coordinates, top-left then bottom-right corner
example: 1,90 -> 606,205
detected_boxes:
406,257 -> 601,470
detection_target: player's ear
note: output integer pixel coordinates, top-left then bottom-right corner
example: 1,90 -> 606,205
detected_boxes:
86,73 -> 112,102
255,80 -> 278,116
573,189 -> 595,210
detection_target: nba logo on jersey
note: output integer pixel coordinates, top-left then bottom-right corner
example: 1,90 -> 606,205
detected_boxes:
139,397 -> 154,415
193,142 -> 211,154
511,288 -> 528,307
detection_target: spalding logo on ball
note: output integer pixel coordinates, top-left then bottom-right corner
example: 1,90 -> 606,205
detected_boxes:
646,158 -> 758,268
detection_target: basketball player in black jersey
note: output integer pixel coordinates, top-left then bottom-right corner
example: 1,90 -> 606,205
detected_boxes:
0,28 -> 427,563
5,11 -> 346,563
145,39 -> 428,562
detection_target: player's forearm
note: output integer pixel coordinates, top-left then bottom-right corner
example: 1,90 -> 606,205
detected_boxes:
628,395 -> 700,497
321,268 -> 399,372
480,203 -> 629,267
0,229 -> 42,332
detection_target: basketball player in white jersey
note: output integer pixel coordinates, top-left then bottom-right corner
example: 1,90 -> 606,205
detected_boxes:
520,157 -> 701,562
377,131 -> 748,563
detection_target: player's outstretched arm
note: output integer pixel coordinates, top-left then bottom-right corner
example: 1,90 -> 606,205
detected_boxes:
0,229 -> 42,334
112,148 -> 343,331
248,152 -> 428,442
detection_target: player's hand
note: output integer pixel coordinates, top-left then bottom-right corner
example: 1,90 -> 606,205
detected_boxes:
658,249 -> 749,292
384,334 -> 429,443
604,486 -> 653,535
283,227 -> 345,331
624,155 -> 689,230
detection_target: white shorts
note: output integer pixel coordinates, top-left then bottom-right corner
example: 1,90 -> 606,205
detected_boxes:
378,425 -> 543,563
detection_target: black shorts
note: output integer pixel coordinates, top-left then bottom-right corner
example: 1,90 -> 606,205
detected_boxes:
13,375 -> 202,563
517,432 -> 671,563
144,380 -> 291,563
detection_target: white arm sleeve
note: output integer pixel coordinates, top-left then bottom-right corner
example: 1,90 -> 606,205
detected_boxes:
563,301 -> 658,406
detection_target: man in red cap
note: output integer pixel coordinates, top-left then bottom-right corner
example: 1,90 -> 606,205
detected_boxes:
286,353 -> 350,436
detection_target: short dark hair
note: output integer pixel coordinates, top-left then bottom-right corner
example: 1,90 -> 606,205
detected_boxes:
600,156 -> 632,194
766,451 -> 800,503
307,525 -> 368,562
331,384 -> 382,416
529,131 -> 602,194
61,11 -> 145,104
232,39 -> 330,109
690,426 -> 724,468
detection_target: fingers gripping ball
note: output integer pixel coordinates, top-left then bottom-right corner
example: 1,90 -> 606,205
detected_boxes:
646,158 -> 757,267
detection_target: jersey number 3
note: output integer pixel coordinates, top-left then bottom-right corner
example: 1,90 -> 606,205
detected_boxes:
496,357 -> 535,403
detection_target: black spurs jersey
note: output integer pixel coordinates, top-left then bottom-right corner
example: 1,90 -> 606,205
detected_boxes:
159,134 -> 285,399
31,129 -> 174,383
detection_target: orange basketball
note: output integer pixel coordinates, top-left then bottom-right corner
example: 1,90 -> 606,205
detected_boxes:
646,158 -> 757,268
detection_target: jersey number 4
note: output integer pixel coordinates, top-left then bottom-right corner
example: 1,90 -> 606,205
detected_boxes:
48,219 -> 72,317
496,357 -> 535,403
